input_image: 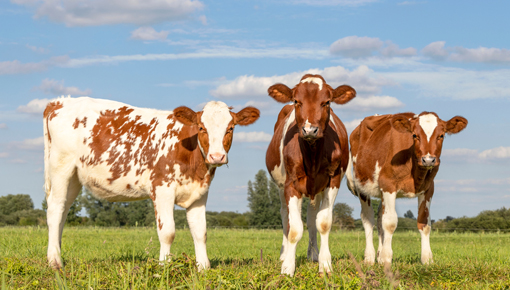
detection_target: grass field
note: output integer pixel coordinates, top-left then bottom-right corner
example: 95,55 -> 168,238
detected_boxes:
1,227 -> 509,289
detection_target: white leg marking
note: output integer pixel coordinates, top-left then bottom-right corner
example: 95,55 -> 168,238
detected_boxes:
378,191 -> 397,265
186,191 -> 210,271
279,188 -> 289,261
46,164 -> 81,269
360,197 -> 376,264
154,186 -> 176,263
418,195 -> 433,264
281,196 -> 303,277
316,187 -> 339,274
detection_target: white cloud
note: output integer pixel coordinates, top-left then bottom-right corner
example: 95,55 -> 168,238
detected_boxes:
26,44 -> 49,54
330,36 -> 383,58
0,152 -> 8,158
12,0 -> 204,26
382,66 -> 510,100
421,41 -> 449,60
343,118 -> 363,132
210,65 -> 396,99
64,46 -> 329,67
289,0 -> 377,6
330,37 -> 417,59
130,26 -> 169,41
17,136 -> 45,150
0,55 -> 69,75
336,95 -> 404,112
479,147 -> 510,160
380,41 -> 417,57
17,98 -> 51,114
442,147 -> 510,162
35,79 -> 91,96
198,15 -> 207,25
234,131 -> 272,142
450,47 -> 510,63
422,41 -> 510,63
0,123 -> 7,129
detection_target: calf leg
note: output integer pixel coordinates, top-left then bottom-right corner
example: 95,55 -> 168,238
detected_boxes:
359,194 -> 376,264
47,170 -> 81,269
153,189 -> 176,263
279,188 -> 289,262
377,191 -> 397,265
316,186 -> 339,275
186,192 -> 210,271
418,185 -> 434,264
307,194 -> 320,262
281,194 -> 303,276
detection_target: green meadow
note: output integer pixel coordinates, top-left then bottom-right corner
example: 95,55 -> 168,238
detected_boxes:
1,227 -> 509,289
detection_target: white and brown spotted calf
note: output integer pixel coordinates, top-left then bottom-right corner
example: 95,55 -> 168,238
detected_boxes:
43,97 -> 259,269
266,74 -> 356,276
346,112 -> 467,265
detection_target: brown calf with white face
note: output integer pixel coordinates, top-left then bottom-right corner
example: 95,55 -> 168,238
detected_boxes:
266,75 -> 356,276
345,112 -> 467,265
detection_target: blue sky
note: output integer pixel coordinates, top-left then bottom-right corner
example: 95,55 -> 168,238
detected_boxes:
1,0 -> 509,221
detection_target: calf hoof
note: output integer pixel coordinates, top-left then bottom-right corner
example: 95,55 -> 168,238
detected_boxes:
48,259 -> 63,270
281,262 -> 296,277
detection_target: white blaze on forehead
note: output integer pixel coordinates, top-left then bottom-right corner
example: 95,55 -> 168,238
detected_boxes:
201,101 -> 232,155
419,114 -> 438,142
301,77 -> 323,90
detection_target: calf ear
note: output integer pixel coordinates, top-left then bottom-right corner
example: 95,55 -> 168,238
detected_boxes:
235,107 -> 260,126
391,115 -> 412,133
268,84 -> 293,103
173,106 -> 197,126
445,116 -> 468,134
332,85 -> 356,104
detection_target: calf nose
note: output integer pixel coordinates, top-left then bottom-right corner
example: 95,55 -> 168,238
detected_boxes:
208,153 -> 227,165
421,156 -> 436,167
302,126 -> 319,138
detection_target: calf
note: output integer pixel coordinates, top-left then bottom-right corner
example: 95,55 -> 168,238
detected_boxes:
43,97 -> 259,269
266,74 -> 356,276
346,112 -> 467,265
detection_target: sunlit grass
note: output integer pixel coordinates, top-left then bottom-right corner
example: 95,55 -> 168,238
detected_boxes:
1,227 -> 509,289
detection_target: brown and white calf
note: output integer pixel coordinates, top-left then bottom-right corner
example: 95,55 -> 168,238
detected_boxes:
43,97 -> 259,269
346,112 -> 468,265
266,75 -> 356,276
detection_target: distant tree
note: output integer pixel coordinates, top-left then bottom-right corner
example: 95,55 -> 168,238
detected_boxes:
371,198 -> 380,217
445,216 -> 455,222
333,202 -> 355,230
0,194 -> 34,215
404,210 -> 416,220
247,170 -> 281,227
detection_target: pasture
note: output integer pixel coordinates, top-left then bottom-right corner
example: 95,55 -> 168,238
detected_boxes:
1,227 -> 509,289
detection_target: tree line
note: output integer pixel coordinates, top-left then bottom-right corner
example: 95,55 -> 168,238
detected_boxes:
1,170 -> 509,232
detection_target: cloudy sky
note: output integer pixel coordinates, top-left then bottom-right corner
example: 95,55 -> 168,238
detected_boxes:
1,0 -> 509,221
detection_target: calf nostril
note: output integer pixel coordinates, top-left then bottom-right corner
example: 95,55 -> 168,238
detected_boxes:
313,127 -> 318,134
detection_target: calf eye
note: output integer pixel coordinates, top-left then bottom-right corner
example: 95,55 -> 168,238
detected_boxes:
323,101 -> 330,107
294,100 -> 298,105
438,134 -> 444,139
413,134 -> 418,139
199,126 -> 204,131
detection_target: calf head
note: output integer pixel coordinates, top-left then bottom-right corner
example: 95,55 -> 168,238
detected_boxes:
391,112 -> 468,168
268,74 -> 356,142
173,101 -> 260,166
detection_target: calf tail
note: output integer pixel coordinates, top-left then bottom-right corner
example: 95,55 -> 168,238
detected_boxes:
43,117 -> 51,198
345,151 -> 356,195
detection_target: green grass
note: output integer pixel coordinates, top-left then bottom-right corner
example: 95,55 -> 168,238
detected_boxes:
1,227 -> 509,289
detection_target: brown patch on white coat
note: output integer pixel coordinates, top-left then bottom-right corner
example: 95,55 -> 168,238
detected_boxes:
265,74 -> 356,276
345,112 -> 467,266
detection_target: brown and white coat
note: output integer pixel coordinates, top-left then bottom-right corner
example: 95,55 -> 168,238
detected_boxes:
346,112 -> 468,265
43,97 -> 259,269
266,75 -> 356,276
